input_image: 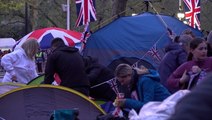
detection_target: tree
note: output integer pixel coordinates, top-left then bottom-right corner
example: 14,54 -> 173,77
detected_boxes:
0,0 -> 211,39
111,0 -> 128,17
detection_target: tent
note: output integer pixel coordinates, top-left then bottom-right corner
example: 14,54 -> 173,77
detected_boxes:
0,38 -> 16,50
0,85 -> 105,120
83,12 -> 203,69
27,75 -> 110,105
0,82 -> 25,95
27,74 -> 45,85
14,27 -> 82,50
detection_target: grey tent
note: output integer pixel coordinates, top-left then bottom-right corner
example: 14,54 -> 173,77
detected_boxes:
0,85 -> 105,120
0,82 -> 25,95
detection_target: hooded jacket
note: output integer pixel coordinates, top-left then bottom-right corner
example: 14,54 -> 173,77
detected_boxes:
159,42 -> 188,88
1,48 -> 38,84
44,45 -> 89,95
124,69 -> 171,112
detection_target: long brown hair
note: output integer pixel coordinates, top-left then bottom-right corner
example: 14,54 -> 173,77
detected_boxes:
21,39 -> 39,60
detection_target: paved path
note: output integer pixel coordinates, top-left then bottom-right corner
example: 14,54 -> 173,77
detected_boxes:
0,71 -> 5,82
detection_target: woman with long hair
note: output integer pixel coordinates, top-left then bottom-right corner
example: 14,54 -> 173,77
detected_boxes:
167,38 -> 212,92
0,39 -> 39,84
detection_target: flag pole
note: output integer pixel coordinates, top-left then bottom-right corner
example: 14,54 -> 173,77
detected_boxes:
179,0 -> 182,11
67,0 -> 70,30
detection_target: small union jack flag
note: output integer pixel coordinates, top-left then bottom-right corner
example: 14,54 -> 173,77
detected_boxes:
106,78 -> 119,94
147,44 -> 161,62
75,0 -> 97,27
79,22 -> 91,52
80,22 -> 91,42
183,0 -> 201,30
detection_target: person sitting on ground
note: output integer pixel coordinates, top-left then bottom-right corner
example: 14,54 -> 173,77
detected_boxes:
167,38 -> 212,92
113,63 -> 170,112
159,35 -> 193,91
0,39 -> 39,84
44,38 -> 90,96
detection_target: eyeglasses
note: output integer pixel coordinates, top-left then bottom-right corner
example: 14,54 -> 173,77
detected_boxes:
119,74 -> 132,78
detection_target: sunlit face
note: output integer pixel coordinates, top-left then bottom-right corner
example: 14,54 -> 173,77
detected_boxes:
191,42 -> 208,61
117,72 -> 132,86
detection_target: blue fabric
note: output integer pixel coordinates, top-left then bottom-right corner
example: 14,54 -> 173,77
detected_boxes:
83,12 -> 203,69
124,69 -> 171,112
53,109 -> 78,120
100,101 -> 115,113
40,33 -> 54,49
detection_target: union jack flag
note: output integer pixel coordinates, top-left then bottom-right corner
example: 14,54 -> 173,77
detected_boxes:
80,22 -> 91,42
147,44 -> 161,62
75,0 -> 97,27
183,0 -> 201,30
106,78 -> 119,94
79,22 -> 91,52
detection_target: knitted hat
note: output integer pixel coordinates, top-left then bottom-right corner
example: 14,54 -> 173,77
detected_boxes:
207,31 -> 212,44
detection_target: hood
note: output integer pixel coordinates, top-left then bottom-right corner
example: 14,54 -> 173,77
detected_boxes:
54,45 -> 79,53
142,69 -> 160,82
165,42 -> 181,52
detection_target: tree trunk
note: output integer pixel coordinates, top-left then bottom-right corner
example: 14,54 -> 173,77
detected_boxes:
111,0 -> 128,18
29,0 -> 42,30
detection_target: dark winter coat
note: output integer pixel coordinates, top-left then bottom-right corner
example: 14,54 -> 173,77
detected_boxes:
44,45 -> 90,95
158,43 -> 187,88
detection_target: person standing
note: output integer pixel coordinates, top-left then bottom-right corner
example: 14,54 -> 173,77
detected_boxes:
44,38 -> 90,96
158,35 -> 193,90
35,50 -> 45,73
167,38 -> 212,92
0,39 -> 39,84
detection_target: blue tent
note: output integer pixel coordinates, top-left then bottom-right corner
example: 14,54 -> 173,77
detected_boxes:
83,12 -> 203,69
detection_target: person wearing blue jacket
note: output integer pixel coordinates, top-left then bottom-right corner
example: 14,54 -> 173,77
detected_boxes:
114,63 -> 170,112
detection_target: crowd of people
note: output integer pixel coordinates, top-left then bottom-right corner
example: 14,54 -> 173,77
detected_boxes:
0,29 -> 212,119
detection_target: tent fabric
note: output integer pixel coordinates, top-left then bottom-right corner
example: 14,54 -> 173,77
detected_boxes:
0,82 -> 25,95
27,74 -> 45,85
107,57 -> 155,71
14,27 -> 82,50
0,38 -> 16,49
0,85 -> 105,120
83,12 -> 203,69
